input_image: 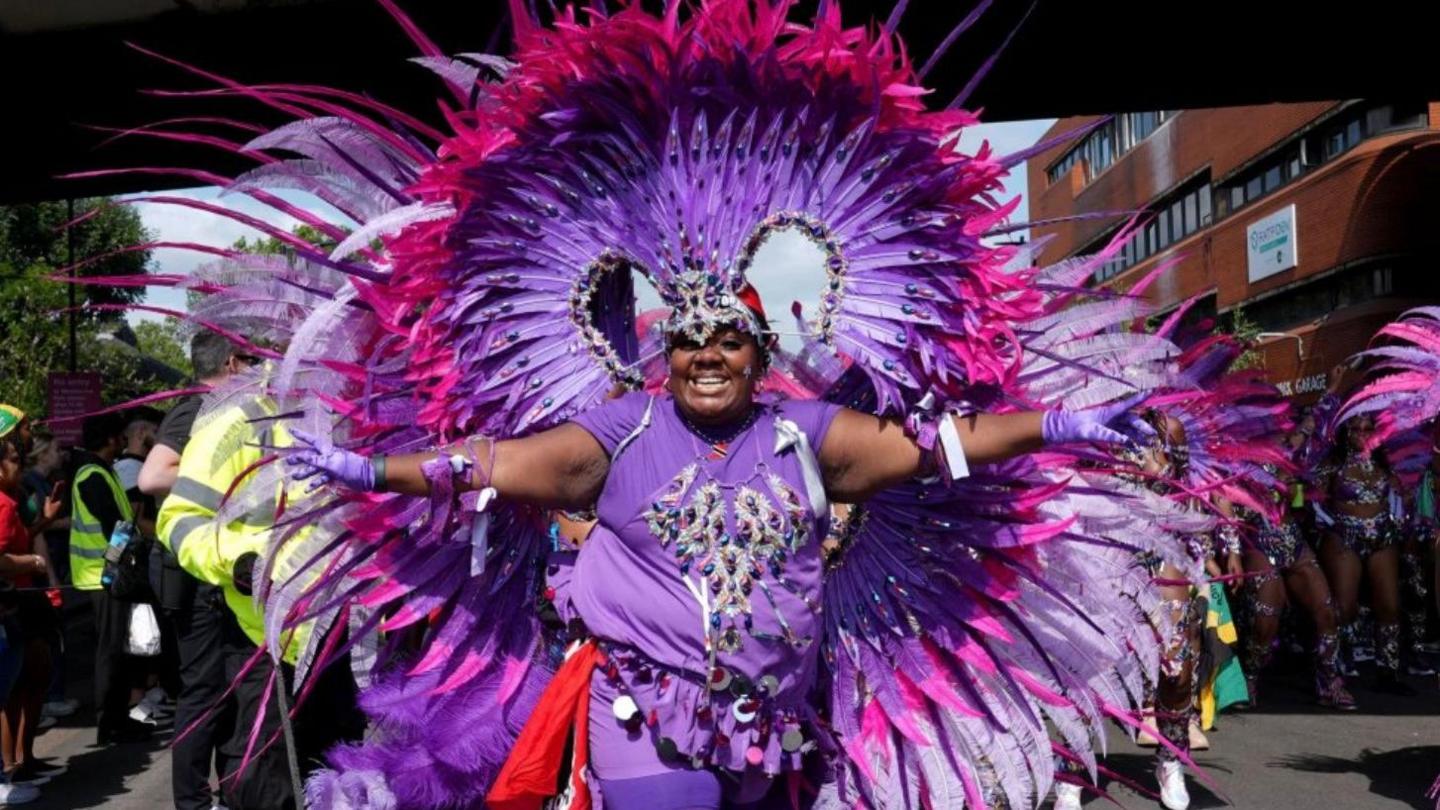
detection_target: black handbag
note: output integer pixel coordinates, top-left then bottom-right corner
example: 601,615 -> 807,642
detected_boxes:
104,535 -> 158,605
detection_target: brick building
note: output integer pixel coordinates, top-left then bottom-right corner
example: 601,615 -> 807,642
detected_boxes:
1026,102 -> 1440,400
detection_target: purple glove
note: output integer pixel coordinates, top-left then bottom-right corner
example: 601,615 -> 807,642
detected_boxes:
1042,393 -> 1146,447
286,429 -> 376,492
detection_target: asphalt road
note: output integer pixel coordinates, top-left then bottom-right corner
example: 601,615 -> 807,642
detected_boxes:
19,602 -> 1440,810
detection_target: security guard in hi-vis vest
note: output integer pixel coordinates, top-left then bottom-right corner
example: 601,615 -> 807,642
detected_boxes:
157,393 -> 361,810
69,413 -> 153,743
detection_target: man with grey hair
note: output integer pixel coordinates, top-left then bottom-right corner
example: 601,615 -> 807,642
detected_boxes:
140,332 -> 252,499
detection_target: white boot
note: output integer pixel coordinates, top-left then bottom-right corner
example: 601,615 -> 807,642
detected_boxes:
1053,782 -> 1083,810
1155,760 -> 1190,810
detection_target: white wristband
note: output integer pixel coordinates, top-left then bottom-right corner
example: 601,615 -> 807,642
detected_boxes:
938,416 -> 971,480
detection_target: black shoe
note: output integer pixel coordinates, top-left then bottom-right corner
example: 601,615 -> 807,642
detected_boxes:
96,719 -> 154,744
1373,671 -> 1418,696
19,760 -> 66,779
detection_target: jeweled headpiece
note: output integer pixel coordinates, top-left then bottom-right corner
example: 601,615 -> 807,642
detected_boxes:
659,269 -> 764,343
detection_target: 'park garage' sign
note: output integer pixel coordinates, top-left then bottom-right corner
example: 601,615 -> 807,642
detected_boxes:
1246,204 -> 1299,282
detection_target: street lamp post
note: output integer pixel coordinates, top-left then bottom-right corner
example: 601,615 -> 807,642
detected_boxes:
67,198 -> 77,372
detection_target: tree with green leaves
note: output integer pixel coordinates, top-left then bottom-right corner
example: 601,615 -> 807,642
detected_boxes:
133,320 -> 193,378
0,198 -> 183,419
0,199 -> 151,311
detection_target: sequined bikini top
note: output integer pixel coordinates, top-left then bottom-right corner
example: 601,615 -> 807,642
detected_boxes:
1334,457 -> 1387,505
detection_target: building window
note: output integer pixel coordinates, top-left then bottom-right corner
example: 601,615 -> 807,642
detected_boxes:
1346,119 -> 1363,147
1324,129 -> 1345,159
1245,262 -> 1431,332
1374,267 -> 1393,295
1216,101 -> 1429,219
1046,110 -> 1174,186
1389,102 -> 1428,130
1263,164 -> 1283,193
1081,172 -> 1212,283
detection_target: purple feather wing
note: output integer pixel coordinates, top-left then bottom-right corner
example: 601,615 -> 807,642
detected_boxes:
1341,307 -> 1440,446
820,457 -> 1203,808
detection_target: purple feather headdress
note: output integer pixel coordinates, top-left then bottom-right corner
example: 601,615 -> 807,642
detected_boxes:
70,1 -> 1217,807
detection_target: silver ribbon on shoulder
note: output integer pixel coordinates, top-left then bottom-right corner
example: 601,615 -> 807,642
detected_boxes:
774,418 -> 829,519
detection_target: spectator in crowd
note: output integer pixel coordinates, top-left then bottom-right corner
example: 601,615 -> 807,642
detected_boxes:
0,430 -> 63,801
68,414 -> 152,743
112,416 -> 173,729
1400,453 -> 1436,676
113,419 -> 157,538
20,436 -> 77,722
0,409 -> 30,457
1423,447 -> 1440,651
142,331 -> 250,810
18,436 -> 66,584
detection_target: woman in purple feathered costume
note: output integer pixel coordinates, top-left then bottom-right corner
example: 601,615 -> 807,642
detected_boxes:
292,284 -> 1148,810
85,2 -> 1223,807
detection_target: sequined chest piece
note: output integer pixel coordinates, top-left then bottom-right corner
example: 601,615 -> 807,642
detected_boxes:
644,464 -> 815,653
1337,457 -> 1387,505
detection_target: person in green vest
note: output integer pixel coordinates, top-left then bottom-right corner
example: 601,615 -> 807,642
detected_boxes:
68,413 -> 152,744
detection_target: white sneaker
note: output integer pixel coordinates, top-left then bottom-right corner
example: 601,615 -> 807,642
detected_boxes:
1053,782 -> 1083,810
1155,760 -> 1190,810
129,704 -> 159,726
129,687 -> 175,726
35,716 -> 55,731
40,698 -> 78,719
0,782 -> 40,805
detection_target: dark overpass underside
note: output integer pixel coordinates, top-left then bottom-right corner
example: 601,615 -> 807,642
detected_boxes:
3,0 -> 1433,204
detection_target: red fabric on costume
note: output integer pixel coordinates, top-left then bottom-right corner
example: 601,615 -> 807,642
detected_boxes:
736,283 -> 766,324
487,640 -> 600,810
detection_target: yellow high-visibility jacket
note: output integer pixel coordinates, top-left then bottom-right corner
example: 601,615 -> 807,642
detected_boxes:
156,398 -> 311,661
69,462 -> 134,591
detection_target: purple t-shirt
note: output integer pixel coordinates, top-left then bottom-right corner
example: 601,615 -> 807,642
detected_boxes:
569,392 -> 838,694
